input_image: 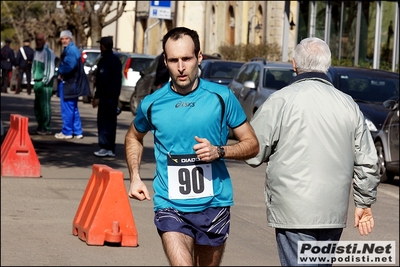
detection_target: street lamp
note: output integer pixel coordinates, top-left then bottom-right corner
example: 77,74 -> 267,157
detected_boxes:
247,15 -> 262,43
290,12 -> 296,30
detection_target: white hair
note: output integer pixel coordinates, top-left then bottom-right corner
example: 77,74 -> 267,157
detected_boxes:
293,37 -> 331,74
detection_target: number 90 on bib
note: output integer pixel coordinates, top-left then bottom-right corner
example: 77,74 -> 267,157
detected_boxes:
167,154 -> 214,199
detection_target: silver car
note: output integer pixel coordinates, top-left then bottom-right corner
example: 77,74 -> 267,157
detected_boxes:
374,99 -> 399,183
228,58 -> 296,121
83,52 -> 155,107
80,47 -> 101,75
117,52 -> 156,108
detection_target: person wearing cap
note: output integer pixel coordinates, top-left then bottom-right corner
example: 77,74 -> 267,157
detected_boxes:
92,36 -> 122,157
15,39 -> 35,94
1,38 -> 16,93
55,29 -> 90,140
32,33 -> 56,135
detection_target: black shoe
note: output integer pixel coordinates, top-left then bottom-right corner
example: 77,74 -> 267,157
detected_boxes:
37,130 -> 52,135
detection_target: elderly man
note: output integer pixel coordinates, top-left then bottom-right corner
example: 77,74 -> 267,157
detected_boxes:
245,37 -> 380,266
55,30 -> 90,140
32,33 -> 56,135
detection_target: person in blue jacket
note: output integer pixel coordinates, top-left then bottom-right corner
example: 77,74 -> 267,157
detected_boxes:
55,30 -> 90,140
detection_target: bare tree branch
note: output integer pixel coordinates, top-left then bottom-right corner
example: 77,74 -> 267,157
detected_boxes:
2,1 -> 126,50
2,1 -> 23,43
103,1 -> 126,27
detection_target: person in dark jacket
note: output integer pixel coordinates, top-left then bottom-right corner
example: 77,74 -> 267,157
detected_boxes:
92,36 -> 122,157
15,39 -> 35,94
153,52 -> 169,88
1,38 -> 16,93
55,30 -> 90,140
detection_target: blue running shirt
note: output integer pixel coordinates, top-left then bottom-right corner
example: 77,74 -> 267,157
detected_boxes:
134,79 -> 247,212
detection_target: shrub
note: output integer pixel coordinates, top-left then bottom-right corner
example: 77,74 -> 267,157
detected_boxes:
218,43 -> 282,62
218,43 -> 399,73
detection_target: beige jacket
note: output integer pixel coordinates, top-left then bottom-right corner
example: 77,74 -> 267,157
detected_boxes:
246,73 -> 380,229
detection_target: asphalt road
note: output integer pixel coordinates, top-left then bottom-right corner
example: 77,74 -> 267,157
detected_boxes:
1,91 -> 399,266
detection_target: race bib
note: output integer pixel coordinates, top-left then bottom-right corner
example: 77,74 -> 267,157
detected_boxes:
167,154 -> 214,199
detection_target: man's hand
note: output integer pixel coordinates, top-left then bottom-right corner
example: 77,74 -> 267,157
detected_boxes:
92,98 -> 99,108
354,207 -> 374,236
193,136 -> 218,161
128,178 -> 151,201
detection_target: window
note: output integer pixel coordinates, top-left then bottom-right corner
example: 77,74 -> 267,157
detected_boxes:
263,69 -> 296,89
340,75 -> 399,102
129,58 -> 154,72
235,64 -> 255,84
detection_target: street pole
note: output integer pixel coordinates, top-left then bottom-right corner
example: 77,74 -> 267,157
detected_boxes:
144,19 -> 160,55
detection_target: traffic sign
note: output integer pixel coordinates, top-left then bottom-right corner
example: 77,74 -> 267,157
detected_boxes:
149,1 -> 171,20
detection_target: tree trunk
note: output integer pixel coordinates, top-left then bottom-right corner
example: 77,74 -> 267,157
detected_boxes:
90,13 -> 102,46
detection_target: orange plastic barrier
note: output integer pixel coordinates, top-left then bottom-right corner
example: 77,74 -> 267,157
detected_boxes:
72,164 -> 138,246
1,114 -> 40,178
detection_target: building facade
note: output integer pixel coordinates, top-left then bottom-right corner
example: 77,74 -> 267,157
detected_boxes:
101,1 -> 399,72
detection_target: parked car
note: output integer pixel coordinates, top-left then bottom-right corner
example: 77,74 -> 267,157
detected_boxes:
228,58 -> 296,121
80,46 -> 121,75
327,66 -> 399,138
117,52 -> 156,108
83,51 -> 155,106
129,55 -> 160,115
79,47 -> 101,75
373,99 -> 399,183
130,53 -> 223,115
83,54 -> 101,103
199,59 -> 244,87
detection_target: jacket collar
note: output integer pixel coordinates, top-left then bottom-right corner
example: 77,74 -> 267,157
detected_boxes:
290,72 -> 332,85
101,50 -> 113,56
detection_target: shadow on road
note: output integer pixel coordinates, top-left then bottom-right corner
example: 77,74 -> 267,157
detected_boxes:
1,93 -> 156,174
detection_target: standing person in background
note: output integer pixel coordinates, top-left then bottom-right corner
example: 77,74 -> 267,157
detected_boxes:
55,30 -> 90,140
153,52 -> 169,89
15,39 -> 35,95
32,33 -> 56,135
1,38 -> 16,94
125,27 -> 259,266
245,37 -> 380,266
92,36 -> 122,157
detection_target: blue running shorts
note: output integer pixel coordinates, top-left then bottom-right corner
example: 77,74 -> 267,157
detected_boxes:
154,206 -> 230,246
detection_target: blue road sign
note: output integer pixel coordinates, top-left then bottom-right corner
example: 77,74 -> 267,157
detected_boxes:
149,1 -> 171,20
